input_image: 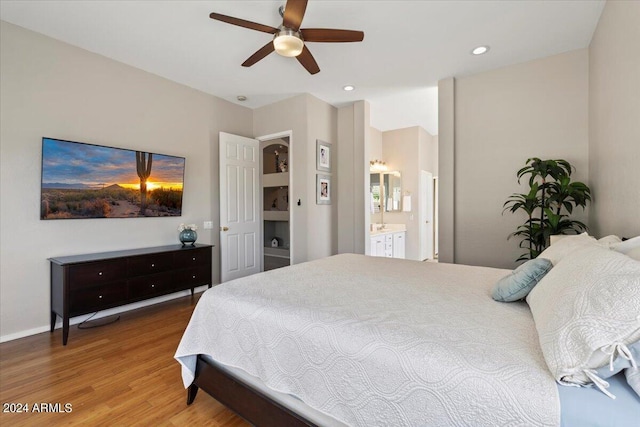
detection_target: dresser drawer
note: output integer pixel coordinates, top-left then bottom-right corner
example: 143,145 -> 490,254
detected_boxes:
69,261 -> 127,289
128,252 -> 174,276
174,247 -> 211,267
128,273 -> 174,299
174,265 -> 211,289
69,282 -> 127,313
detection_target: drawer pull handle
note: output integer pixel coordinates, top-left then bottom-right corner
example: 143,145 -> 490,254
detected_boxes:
151,284 -> 155,288
99,295 -> 103,299
192,257 -> 196,261
98,272 -> 103,276
151,263 -> 155,267
192,275 -> 196,279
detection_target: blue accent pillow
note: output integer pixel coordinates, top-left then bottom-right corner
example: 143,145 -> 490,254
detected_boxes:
492,258 -> 553,302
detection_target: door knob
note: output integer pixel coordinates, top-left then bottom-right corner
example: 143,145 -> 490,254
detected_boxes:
221,226 -> 229,231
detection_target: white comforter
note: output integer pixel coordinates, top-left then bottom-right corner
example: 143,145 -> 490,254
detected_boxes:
175,254 -> 559,426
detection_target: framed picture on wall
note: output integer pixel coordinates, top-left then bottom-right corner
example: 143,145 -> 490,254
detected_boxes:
316,174 -> 331,205
316,140 -> 331,172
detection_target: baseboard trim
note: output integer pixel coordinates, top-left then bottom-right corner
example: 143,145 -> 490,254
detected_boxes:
0,285 -> 210,343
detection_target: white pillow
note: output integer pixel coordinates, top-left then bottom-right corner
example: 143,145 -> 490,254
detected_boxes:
626,247 -> 640,261
537,233 -> 597,265
612,235 -> 640,255
597,235 -> 622,248
527,244 -> 640,397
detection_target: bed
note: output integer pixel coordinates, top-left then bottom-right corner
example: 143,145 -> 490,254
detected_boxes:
175,252 -> 640,426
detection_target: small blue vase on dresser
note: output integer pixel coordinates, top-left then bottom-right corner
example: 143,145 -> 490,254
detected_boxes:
179,229 -> 197,247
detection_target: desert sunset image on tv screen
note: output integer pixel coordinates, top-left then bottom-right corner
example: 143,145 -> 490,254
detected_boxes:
41,138 -> 185,219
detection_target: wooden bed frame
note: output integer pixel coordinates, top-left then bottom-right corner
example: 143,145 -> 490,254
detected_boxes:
187,355 -> 318,426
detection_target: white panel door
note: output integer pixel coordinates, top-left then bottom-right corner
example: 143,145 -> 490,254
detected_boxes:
220,132 -> 260,283
420,170 -> 434,260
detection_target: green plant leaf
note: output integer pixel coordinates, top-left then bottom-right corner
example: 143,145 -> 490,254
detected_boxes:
504,157 -> 591,262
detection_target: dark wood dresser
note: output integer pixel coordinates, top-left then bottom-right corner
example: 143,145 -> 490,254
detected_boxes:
49,244 -> 213,345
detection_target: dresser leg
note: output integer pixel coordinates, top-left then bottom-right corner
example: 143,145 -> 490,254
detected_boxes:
50,312 -> 57,333
190,288 -> 195,296
62,317 -> 70,345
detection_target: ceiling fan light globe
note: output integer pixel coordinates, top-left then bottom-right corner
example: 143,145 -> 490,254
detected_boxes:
273,29 -> 304,57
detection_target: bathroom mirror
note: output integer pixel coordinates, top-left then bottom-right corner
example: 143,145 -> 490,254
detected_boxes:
383,172 -> 402,212
370,171 -> 402,213
370,173 -> 381,213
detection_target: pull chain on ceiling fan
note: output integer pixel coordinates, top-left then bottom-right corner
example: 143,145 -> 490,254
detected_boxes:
209,0 -> 364,75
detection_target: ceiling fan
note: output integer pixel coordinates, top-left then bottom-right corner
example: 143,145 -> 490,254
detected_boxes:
210,0 -> 364,75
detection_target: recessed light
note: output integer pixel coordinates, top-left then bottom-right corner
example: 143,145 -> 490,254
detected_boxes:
343,85 -> 355,91
237,95 -> 247,101
471,46 -> 490,55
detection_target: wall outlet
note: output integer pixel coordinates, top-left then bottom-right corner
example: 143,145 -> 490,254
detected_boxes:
203,221 -> 213,229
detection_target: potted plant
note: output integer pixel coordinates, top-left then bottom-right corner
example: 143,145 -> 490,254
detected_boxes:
503,158 -> 592,262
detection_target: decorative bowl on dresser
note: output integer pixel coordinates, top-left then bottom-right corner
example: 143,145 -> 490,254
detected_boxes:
49,244 -> 213,345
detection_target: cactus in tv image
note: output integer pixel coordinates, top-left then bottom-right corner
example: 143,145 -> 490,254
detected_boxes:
136,151 -> 153,216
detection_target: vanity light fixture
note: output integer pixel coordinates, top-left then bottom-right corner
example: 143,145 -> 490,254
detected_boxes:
369,159 -> 387,172
471,45 -> 490,55
343,85 -> 355,91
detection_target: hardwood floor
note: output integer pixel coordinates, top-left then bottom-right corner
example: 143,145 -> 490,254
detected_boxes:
0,293 -> 249,426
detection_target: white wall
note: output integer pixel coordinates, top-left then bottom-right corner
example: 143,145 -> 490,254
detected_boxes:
379,126 -> 437,261
588,0 -> 640,238
370,127 -> 383,161
369,127 -> 383,225
337,101 -> 370,255
438,78 -> 455,263
0,22 -> 253,340
420,129 -> 438,177
253,95 -> 308,264
381,128 -> 419,259
306,95 -> 338,259
419,129 -> 438,260
253,94 -> 338,263
440,50 -> 590,269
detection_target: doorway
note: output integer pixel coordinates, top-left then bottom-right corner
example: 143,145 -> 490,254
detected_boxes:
218,131 -> 293,284
260,135 -> 292,271
419,170 -> 434,261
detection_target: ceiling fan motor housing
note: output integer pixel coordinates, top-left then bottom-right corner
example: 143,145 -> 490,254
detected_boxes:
273,27 -> 304,57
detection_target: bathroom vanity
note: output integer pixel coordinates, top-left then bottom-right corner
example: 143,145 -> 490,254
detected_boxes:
369,224 -> 406,259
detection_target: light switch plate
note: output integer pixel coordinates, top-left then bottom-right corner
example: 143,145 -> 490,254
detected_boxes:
203,221 -> 213,229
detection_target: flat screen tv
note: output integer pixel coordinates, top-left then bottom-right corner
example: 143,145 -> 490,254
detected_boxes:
41,137 -> 185,219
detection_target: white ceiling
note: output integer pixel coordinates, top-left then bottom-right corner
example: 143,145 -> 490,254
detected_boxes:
0,0 -> 605,135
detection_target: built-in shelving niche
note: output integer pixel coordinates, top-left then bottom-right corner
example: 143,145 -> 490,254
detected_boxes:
261,139 -> 290,271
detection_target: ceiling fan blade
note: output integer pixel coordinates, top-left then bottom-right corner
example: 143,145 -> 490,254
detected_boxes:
282,0 -> 308,31
210,12 -> 278,34
242,41 -> 275,67
301,28 -> 365,43
296,45 -> 320,75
